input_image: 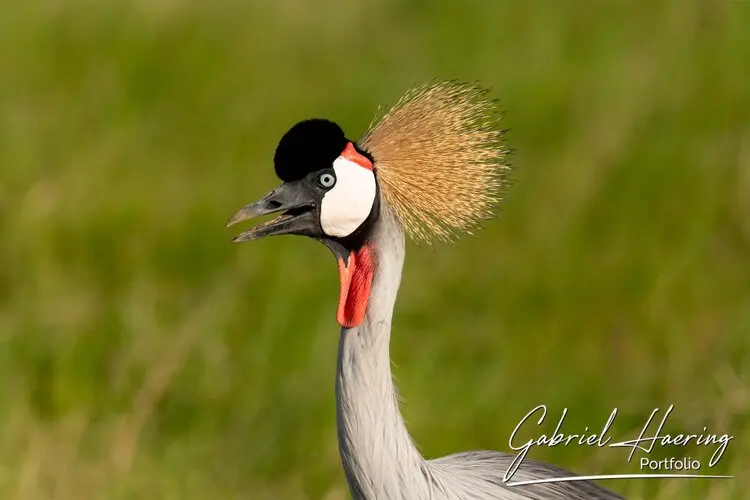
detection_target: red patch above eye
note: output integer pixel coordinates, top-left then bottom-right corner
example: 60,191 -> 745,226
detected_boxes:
341,142 -> 374,170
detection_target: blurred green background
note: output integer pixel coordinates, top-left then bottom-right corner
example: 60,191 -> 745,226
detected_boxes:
1,1 -> 748,499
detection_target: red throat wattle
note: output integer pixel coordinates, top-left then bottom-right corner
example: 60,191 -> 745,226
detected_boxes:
336,245 -> 374,328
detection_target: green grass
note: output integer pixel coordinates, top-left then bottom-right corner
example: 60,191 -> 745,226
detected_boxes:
1,1 -> 748,498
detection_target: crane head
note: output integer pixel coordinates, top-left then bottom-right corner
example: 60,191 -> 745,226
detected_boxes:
226,118 -> 379,245
228,82 -> 508,327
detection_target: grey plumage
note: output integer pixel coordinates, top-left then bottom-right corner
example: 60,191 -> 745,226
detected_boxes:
336,202 -> 624,500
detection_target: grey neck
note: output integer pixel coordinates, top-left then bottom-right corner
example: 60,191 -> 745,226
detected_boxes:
335,202 -> 429,499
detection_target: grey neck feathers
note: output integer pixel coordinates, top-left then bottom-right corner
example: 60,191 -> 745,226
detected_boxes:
335,202 -> 430,499
331,203 -> 622,500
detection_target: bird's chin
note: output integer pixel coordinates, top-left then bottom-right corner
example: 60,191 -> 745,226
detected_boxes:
318,238 -> 349,262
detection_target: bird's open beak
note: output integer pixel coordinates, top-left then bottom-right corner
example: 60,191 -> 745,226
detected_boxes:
227,182 -> 319,242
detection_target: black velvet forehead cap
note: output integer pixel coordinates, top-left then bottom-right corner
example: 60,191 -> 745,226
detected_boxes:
274,119 -> 350,182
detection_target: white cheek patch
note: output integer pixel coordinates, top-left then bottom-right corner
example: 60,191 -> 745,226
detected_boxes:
320,157 -> 376,238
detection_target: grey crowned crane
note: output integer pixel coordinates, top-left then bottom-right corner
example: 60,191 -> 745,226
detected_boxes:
227,82 -> 624,500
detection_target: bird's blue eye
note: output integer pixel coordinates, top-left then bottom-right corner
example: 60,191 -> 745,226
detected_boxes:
317,171 -> 336,189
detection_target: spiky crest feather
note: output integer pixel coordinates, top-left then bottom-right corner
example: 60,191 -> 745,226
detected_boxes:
358,81 -> 508,244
